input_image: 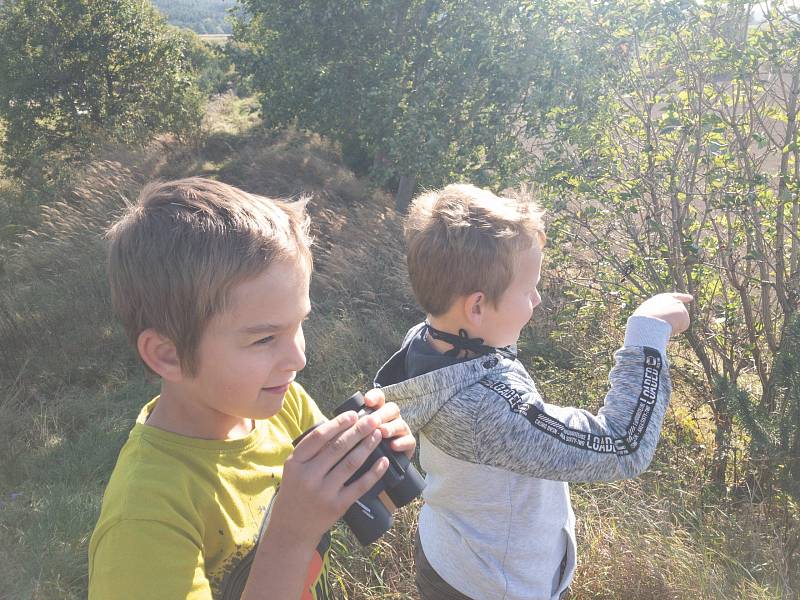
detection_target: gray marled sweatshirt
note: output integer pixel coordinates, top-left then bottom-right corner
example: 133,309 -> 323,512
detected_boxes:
374,316 -> 673,600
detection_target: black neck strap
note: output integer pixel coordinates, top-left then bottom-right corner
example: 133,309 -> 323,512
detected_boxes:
424,323 -> 516,360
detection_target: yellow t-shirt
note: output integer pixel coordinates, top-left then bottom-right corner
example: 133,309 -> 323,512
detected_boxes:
88,382 -> 330,600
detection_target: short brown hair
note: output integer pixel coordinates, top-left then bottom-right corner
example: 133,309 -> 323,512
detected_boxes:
107,177 -> 312,375
404,184 -> 545,316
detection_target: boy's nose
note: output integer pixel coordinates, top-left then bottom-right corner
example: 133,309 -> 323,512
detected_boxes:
284,329 -> 307,372
289,348 -> 307,372
532,290 -> 541,308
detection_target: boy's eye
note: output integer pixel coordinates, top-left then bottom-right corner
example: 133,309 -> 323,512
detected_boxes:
254,336 -> 275,345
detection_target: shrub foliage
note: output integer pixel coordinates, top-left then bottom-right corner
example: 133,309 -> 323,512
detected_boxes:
0,0 -> 203,184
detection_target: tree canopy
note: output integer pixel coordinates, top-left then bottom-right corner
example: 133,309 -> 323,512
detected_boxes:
0,0 -> 202,183
233,0 -> 611,209
539,0 -> 800,499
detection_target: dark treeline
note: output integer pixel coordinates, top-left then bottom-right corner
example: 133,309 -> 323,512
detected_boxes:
151,0 -> 233,34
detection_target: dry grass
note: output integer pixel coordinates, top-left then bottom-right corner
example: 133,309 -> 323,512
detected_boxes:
329,503 -> 421,600
569,478 -> 783,599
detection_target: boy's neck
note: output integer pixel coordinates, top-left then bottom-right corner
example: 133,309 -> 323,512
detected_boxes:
145,383 -> 255,441
426,313 -> 477,356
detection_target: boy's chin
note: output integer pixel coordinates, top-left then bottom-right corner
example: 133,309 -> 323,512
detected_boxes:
484,336 -> 519,348
239,391 -> 288,420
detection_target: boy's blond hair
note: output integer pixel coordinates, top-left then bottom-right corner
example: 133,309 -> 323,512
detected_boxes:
107,177 -> 312,375
404,184 -> 545,316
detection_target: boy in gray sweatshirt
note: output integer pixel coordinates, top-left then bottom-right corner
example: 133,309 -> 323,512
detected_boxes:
374,184 -> 692,600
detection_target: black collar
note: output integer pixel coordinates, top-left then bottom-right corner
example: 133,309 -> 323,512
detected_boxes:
424,323 -> 517,360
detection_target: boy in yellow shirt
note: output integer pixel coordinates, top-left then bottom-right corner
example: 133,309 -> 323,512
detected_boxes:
88,178 -> 415,599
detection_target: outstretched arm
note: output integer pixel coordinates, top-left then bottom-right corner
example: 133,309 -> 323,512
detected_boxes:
473,294 -> 692,482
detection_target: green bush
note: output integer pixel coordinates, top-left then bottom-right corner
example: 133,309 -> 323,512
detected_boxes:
0,0 -> 203,186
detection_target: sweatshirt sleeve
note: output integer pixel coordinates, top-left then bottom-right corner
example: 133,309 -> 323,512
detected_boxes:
473,315 -> 673,482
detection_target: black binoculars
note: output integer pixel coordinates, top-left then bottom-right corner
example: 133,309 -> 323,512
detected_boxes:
293,392 -> 425,545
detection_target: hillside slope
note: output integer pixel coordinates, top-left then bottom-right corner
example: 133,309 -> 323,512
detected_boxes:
0,95 -> 790,599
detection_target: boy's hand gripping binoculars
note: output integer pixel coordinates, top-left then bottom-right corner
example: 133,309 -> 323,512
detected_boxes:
293,392 -> 425,545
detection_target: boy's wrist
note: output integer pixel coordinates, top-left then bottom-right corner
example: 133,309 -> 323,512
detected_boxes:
263,503 -> 325,550
243,519 -> 318,600
258,522 -> 315,558
623,315 -> 671,353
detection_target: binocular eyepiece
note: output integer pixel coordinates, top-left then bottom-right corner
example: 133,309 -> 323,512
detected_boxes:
293,392 -> 425,545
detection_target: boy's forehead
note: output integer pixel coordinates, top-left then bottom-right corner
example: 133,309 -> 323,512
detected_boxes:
516,243 -> 543,269
221,259 -> 311,324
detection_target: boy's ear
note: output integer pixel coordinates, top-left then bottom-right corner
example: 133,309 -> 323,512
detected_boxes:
137,329 -> 184,382
463,292 -> 485,326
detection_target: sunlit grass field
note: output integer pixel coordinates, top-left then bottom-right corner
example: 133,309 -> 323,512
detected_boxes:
0,95 -> 795,599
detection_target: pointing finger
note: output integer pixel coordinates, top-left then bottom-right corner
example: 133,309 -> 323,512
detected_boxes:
671,293 -> 694,303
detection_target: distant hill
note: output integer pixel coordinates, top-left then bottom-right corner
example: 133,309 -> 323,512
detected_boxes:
151,0 -> 234,34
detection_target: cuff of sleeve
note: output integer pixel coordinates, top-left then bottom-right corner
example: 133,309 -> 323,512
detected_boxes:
623,315 -> 671,353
